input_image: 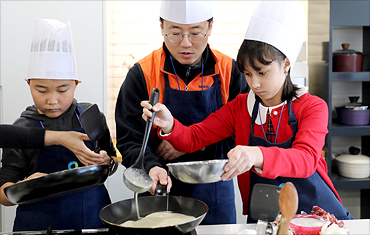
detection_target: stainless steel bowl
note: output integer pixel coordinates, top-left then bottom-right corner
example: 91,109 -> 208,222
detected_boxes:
166,159 -> 228,184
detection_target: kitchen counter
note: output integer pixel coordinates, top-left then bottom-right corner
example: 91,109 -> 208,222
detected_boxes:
195,219 -> 370,234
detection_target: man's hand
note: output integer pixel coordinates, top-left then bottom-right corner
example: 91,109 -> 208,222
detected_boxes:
155,140 -> 185,162
148,166 -> 172,195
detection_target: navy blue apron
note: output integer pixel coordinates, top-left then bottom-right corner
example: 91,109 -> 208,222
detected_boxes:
163,73 -> 236,225
13,105 -> 111,231
246,100 -> 354,223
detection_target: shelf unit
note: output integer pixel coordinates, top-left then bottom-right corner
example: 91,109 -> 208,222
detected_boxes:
328,0 -> 370,219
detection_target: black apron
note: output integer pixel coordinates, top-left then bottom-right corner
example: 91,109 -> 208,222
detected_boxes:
13,105 -> 111,231
247,100 -> 354,223
162,73 -> 236,225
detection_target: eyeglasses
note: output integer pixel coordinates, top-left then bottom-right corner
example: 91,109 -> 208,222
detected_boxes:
164,27 -> 209,43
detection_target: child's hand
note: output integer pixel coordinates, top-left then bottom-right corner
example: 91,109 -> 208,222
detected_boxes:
47,131 -> 104,166
222,146 -> 264,181
141,101 -> 174,134
20,172 -> 47,182
95,150 -> 118,175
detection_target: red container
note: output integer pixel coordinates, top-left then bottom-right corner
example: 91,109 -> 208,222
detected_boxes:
290,214 -> 327,235
333,43 -> 364,72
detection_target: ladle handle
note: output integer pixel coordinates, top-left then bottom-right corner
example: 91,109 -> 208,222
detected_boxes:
135,88 -> 160,168
148,87 -> 160,123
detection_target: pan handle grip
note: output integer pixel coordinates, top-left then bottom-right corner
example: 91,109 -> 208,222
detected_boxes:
148,88 -> 160,123
154,183 -> 167,196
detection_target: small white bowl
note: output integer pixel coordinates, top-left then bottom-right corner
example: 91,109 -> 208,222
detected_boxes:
335,154 -> 370,178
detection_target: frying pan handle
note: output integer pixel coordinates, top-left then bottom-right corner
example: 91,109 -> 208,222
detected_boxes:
148,88 -> 160,123
154,183 -> 167,196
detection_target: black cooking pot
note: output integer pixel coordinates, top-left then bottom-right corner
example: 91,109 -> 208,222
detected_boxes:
99,195 -> 208,234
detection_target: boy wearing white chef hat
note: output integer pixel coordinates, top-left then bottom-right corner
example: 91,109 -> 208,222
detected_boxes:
115,0 -> 248,225
139,0 -> 355,225
0,17 -> 118,231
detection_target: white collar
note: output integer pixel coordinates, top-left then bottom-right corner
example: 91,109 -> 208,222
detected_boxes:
247,85 -> 308,125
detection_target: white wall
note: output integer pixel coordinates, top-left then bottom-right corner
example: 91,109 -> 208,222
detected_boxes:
0,1 -> 106,231
0,1 -> 107,124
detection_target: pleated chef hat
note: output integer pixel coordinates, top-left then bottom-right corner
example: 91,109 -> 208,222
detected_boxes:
27,17 -> 78,80
159,0 -> 213,24
244,1 -> 306,69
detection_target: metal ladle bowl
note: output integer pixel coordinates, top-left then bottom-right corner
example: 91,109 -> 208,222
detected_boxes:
122,88 -> 159,193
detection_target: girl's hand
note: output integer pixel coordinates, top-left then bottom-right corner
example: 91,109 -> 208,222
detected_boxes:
222,145 -> 264,181
141,101 -> 174,134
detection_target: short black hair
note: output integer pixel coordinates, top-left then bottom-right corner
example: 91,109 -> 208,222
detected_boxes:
236,40 -> 300,101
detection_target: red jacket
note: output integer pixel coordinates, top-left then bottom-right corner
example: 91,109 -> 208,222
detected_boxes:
160,92 -> 340,215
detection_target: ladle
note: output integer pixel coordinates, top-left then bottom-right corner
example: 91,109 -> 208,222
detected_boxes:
123,88 -> 160,193
277,182 -> 299,235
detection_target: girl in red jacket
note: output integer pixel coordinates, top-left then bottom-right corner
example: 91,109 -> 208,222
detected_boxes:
141,1 -> 354,222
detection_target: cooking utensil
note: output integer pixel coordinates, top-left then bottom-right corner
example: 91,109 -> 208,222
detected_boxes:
277,182 -> 298,235
99,195 -> 207,234
167,159 -> 228,184
249,183 -> 280,235
154,183 -> 168,196
123,88 -> 159,193
4,165 -> 109,205
336,96 -> 370,126
333,43 -> 364,72
80,104 -> 105,152
335,152 -> 370,178
250,183 -> 281,222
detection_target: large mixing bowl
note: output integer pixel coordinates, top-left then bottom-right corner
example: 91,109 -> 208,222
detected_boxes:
166,159 -> 228,184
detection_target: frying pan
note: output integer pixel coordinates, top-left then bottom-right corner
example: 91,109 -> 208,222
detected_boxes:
99,195 -> 208,234
4,165 -> 109,205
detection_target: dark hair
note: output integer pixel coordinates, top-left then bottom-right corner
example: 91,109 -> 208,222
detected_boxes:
160,17 -> 214,27
236,40 -> 300,101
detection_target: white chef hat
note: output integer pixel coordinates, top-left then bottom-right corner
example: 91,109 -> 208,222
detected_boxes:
244,1 -> 306,69
159,0 -> 213,24
27,17 -> 78,80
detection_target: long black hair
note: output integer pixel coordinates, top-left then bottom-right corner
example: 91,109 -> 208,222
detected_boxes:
236,40 -> 300,102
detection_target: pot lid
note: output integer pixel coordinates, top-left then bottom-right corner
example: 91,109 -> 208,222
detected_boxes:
335,154 -> 370,164
336,96 -> 368,110
333,43 -> 364,55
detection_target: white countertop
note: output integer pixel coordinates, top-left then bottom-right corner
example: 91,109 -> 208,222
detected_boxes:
196,219 -> 370,234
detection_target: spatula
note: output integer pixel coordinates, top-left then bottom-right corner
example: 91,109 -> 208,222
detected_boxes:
80,104 -> 105,153
250,183 -> 281,235
277,182 -> 299,235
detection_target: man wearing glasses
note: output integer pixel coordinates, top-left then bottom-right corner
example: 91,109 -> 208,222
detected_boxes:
115,1 -> 248,224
